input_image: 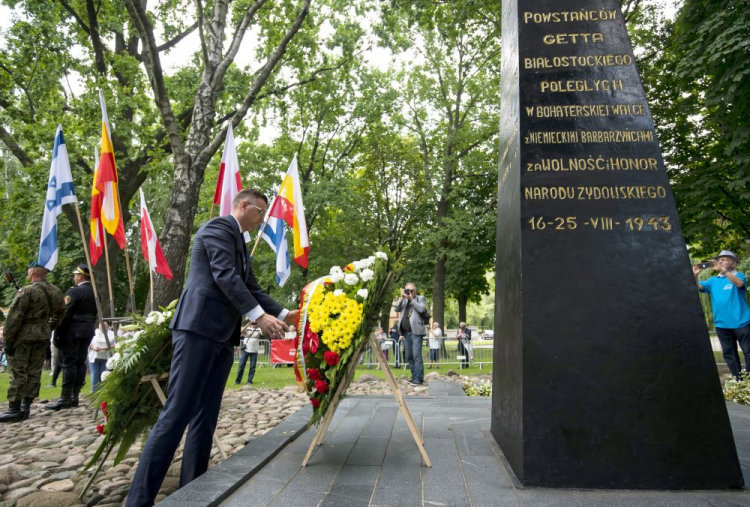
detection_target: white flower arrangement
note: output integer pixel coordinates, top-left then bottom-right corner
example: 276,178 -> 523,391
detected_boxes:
344,273 -> 359,285
360,268 -> 374,281
100,371 -> 110,381
106,352 -> 122,370
375,252 -> 388,260
356,288 -> 369,299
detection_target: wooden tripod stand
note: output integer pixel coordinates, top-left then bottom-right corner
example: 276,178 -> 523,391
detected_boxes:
301,335 -> 432,467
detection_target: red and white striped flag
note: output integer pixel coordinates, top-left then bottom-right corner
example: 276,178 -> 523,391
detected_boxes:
212,123 -> 242,217
139,189 -> 172,280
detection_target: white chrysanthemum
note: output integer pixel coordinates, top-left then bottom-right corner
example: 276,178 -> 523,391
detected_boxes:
334,289 -> 345,296
360,268 -> 374,282
330,266 -> 343,275
352,260 -> 364,271
156,313 -> 166,325
330,271 -> 345,283
145,315 -> 156,325
357,258 -> 373,269
356,288 -> 369,299
100,371 -> 110,381
375,251 -> 388,260
344,273 -> 359,285
106,352 -> 121,370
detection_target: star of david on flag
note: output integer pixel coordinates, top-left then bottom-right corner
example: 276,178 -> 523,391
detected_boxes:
38,125 -> 77,270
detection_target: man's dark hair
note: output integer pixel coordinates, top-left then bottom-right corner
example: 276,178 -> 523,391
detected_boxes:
233,188 -> 268,207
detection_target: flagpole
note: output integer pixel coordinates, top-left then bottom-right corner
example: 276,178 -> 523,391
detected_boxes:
209,202 -> 215,220
111,188 -> 136,313
148,265 -> 154,313
121,236 -> 137,314
72,203 -> 112,352
102,235 -> 116,318
250,193 -> 280,257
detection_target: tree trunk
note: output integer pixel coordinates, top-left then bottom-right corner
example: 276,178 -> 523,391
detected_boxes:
153,154 -> 199,305
458,294 -> 467,324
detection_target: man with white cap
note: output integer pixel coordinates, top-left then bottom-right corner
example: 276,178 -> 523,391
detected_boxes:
694,250 -> 750,379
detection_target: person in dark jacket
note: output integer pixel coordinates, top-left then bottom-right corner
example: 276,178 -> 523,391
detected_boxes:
46,264 -> 98,411
125,189 -> 298,507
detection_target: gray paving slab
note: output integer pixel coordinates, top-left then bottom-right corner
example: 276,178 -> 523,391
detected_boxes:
346,435 -> 390,466
422,416 -> 452,439
320,465 -> 380,506
361,405 -> 398,437
445,381 -> 467,397
209,398 -> 750,507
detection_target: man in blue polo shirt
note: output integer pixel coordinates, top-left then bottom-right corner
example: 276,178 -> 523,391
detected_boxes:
694,250 -> 750,379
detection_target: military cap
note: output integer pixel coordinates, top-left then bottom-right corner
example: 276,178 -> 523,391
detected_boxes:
73,263 -> 91,277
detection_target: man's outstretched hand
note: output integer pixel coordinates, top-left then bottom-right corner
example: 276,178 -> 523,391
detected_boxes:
284,310 -> 300,326
257,313 -> 289,340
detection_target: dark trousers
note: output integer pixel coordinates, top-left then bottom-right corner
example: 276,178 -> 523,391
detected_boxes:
125,330 -> 233,507
61,338 -> 92,390
235,351 -> 258,383
716,326 -> 750,379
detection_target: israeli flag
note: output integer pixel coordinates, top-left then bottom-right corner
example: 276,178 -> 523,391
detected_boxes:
260,216 -> 291,287
38,125 -> 77,270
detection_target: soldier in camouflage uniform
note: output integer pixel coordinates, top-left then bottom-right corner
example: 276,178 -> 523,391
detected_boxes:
0,263 -> 65,423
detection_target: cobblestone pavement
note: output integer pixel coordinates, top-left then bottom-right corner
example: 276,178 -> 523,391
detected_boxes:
0,372 -> 480,506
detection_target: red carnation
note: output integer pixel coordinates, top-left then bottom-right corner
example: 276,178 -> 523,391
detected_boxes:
311,398 -> 320,408
324,351 -> 340,366
307,368 -> 322,381
101,401 -> 107,414
96,424 -> 106,435
315,379 -> 329,394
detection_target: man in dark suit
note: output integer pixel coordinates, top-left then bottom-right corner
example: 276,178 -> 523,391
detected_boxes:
46,264 -> 98,411
125,189 -> 298,507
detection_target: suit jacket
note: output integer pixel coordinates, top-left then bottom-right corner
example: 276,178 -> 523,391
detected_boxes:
394,295 -> 428,336
170,215 -> 284,346
57,281 -> 98,342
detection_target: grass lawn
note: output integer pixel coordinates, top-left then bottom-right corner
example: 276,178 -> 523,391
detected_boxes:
0,361 -> 490,403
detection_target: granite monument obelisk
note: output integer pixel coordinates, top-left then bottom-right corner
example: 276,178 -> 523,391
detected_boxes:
492,0 -> 743,489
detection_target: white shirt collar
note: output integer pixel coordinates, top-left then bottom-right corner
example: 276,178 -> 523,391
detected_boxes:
229,214 -> 243,233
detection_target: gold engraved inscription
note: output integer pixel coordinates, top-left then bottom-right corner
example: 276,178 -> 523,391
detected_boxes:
543,33 -> 604,44
524,130 -> 654,144
523,185 -> 667,200
526,157 -> 658,172
523,10 -> 618,24
524,54 -> 633,69
527,216 -> 673,232
540,79 -> 623,93
525,104 -> 646,118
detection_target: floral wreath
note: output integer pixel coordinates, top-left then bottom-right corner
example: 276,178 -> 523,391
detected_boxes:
297,251 -> 390,425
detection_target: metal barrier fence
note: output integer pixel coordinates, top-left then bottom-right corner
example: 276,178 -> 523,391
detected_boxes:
234,338 -> 494,369
360,338 -> 494,370
234,339 -> 272,366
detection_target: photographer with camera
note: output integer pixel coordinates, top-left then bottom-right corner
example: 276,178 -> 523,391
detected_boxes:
694,250 -> 750,380
394,282 -> 429,385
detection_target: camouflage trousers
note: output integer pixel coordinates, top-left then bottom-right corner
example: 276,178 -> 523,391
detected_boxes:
7,341 -> 47,402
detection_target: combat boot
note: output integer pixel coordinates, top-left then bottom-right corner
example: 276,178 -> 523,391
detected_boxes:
45,387 -> 74,411
71,387 -> 81,408
0,400 -> 23,423
20,397 -> 33,420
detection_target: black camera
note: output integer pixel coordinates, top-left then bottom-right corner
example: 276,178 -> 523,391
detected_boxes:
403,289 -> 412,295
697,261 -> 713,269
